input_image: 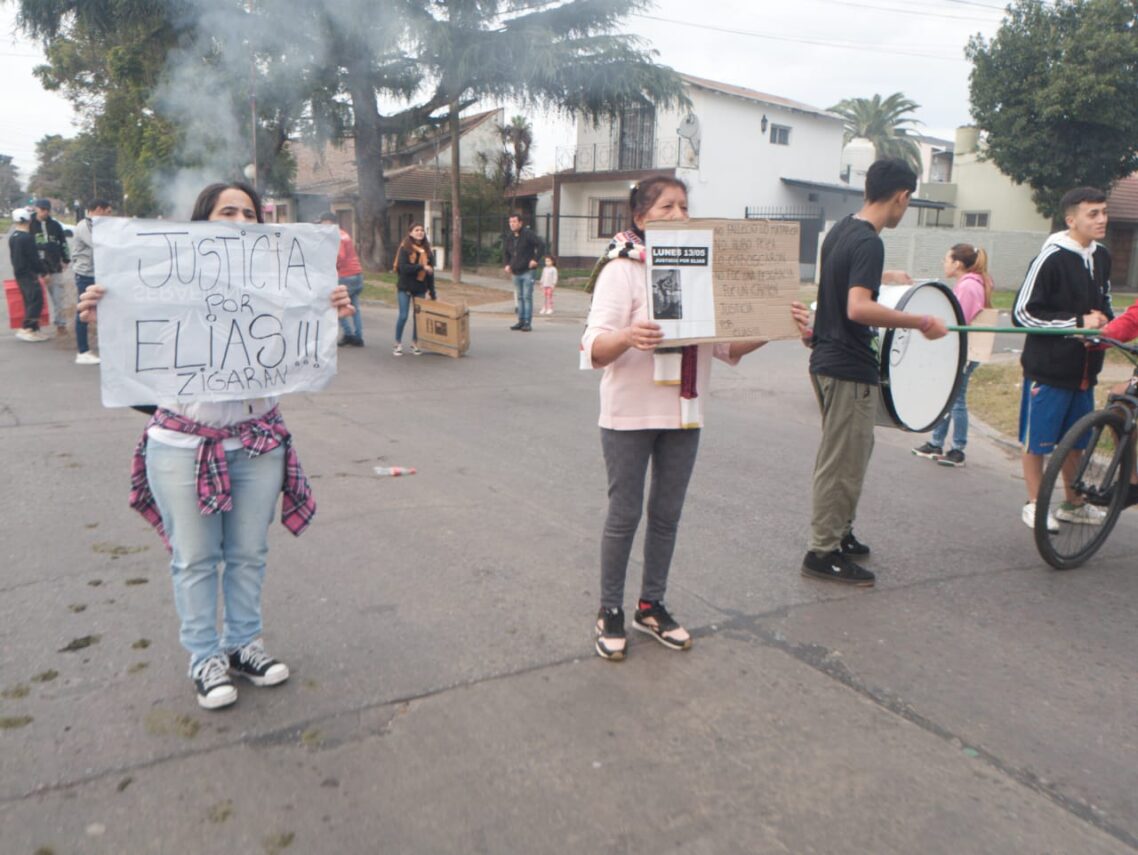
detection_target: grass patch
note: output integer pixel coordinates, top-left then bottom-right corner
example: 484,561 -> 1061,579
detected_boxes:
988,290 -> 1136,311
0,715 -> 33,729
362,272 -> 398,304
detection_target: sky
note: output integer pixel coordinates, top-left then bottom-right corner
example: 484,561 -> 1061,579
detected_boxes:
0,0 -> 1012,187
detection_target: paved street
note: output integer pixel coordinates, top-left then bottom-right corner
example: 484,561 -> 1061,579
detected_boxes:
1,290 -> 1137,854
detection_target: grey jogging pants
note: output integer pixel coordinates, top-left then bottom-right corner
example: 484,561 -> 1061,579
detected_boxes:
599,427 -> 701,609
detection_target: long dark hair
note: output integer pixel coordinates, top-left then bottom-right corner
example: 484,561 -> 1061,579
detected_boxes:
399,222 -> 432,255
629,175 -> 687,233
191,181 -> 264,223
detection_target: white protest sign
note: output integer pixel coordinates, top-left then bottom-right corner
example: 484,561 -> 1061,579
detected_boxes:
93,218 -> 340,407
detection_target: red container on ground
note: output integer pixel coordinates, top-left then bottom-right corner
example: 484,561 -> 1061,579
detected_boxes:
4,278 -> 51,329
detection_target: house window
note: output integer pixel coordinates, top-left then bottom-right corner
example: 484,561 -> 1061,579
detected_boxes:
770,124 -> 791,146
962,211 -> 990,229
618,104 -> 656,170
597,199 -> 626,238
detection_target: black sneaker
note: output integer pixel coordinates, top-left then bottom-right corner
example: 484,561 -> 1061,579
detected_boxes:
912,442 -> 943,460
839,531 -> 870,556
937,449 -> 966,467
520,324 -> 532,331
632,600 -> 692,650
192,654 -> 238,710
595,607 -> 627,661
801,550 -> 876,587
227,639 -> 289,687
1126,483 -> 1138,509
509,322 -> 524,330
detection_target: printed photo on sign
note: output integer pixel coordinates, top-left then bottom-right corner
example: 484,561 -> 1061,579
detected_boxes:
92,217 -> 340,407
651,269 -> 683,320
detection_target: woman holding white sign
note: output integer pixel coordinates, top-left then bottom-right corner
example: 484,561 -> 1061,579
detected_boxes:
582,175 -> 782,661
79,181 -> 353,710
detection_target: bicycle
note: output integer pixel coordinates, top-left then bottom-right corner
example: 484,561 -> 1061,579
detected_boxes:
1034,336 -> 1138,569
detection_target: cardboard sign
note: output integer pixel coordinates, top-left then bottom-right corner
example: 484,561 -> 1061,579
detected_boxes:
967,307 -> 999,363
93,218 -> 340,407
645,218 -> 801,344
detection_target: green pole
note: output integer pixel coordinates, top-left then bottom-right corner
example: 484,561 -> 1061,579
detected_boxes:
947,325 -> 1105,336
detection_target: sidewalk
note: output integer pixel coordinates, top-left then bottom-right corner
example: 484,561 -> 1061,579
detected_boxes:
434,268 -> 593,320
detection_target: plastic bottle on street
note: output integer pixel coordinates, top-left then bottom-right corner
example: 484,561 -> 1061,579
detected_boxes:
374,466 -> 416,477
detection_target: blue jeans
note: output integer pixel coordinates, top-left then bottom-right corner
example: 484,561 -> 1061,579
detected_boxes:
513,270 -> 535,325
395,289 -> 418,343
145,441 -> 285,673
338,274 -> 364,340
75,273 -> 95,353
932,360 -> 978,451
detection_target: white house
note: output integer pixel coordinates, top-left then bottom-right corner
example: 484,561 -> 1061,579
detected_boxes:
550,73 -> 930,277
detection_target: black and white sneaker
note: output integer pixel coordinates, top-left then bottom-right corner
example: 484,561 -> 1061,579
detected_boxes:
632,600 -> 692,650
911,442 -> 943,460
801,550 -> 876,587
595,607 -> 627,661
937,449 -> 966,467
192,654 -> 238,710
228,639 -> 289,687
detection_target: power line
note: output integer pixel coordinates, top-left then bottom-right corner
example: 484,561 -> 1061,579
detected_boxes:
809,0 -> 1001,21
631,14 -> 968,61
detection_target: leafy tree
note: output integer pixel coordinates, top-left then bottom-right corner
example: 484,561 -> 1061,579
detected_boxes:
478,114 -> 534,195
967,0 -> 1138,223
828,92 -> 923,172
0,155 -> 23,209
28,132 -> 121,209
404,0 -> 687,282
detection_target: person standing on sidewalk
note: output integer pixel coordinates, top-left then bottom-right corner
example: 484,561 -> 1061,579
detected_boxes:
318,212 -> 366,347
8,207 -> 47,342
70,198 -> 113,365
29,198 -> 71,336
911,243 -> 994,467
802,158 -> 947,588
503,212 -> 542,331
1013,186 -> 1112,532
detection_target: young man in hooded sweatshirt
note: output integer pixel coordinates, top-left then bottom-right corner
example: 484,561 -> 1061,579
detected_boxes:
1013,186 -> 1113,531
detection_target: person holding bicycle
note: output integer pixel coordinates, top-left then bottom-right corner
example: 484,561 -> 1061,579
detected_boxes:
1013,187 -> 1113,531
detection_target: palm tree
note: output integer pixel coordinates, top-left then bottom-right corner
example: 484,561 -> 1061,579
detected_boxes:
828,93 -> 923,173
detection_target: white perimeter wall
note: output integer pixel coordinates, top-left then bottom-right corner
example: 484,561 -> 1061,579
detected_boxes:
880,227 -> 1049,290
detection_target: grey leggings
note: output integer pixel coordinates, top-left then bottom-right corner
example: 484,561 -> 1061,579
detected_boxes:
599,427 -> 701,609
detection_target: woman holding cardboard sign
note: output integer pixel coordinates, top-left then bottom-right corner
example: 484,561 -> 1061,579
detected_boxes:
582,175 -> 787,661
78,181 -> 353,710
393,223 -> 437,356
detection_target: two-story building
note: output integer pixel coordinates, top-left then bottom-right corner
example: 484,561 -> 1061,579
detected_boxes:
549,74 -> 863,277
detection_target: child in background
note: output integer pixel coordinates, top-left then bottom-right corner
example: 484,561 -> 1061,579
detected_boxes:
539,256 -> 558,315
912,243 -> 994,467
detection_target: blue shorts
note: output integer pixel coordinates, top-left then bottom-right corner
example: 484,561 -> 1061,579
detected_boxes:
1019,381 -> 1094,454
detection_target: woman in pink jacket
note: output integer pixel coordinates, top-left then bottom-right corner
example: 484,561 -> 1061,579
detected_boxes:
912,243 -> 993,467
581,175 -> 777,661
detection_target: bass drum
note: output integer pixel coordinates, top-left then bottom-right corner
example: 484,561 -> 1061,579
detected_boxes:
876,281 -> 967,432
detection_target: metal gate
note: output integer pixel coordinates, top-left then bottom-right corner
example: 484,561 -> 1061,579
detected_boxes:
744,205 -> 825,266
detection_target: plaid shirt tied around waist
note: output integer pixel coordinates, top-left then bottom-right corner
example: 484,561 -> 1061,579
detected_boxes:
129,405 -> 316,550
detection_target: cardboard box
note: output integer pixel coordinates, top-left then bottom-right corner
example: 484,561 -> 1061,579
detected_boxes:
4,278 -> 51,329
967,307 -> 999,363
414,298 -> 470,357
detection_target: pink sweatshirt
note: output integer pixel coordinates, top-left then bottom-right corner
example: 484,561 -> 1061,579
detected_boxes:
581,257 -> 738,429
954,272 -> 987,325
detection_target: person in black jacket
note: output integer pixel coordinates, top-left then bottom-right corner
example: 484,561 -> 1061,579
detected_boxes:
393,223 -> 436,356
1013,186 -> 1112,531
29,198 -> 71,335
8,207 -> 48,341
502,212 -> 542,331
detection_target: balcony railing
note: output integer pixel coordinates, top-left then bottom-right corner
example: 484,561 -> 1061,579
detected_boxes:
554,137 -> 697,174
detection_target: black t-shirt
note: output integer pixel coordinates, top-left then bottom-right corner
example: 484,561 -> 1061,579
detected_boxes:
809,216 -> 884,384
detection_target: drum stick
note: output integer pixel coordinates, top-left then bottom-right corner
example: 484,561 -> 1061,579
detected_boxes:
946,325 -> 1104,336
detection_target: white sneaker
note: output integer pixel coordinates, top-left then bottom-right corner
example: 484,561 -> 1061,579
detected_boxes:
75,351 -> 101,365
392,343 -> 403,356
1056,501 -> 1106,526
16,328 -> 47,342
1022,501 -> 1059,533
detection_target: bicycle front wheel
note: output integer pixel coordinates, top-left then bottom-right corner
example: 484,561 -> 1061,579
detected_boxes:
1035,408 -> 1134,570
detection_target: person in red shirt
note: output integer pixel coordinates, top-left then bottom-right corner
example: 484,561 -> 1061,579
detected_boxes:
320,212 -> 365,346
